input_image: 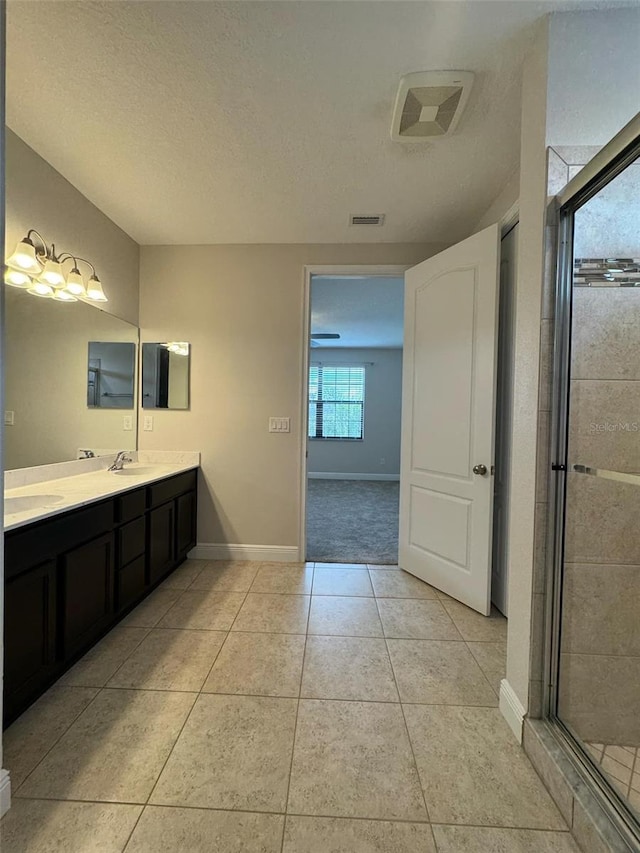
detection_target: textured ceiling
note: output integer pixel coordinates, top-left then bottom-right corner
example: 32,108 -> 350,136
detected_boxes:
311,276 -> 404,348
5,0 -> 623,245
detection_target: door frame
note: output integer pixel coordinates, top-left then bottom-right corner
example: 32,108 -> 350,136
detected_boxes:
298,264 -> 409,561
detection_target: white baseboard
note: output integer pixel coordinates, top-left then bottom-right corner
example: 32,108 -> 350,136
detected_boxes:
188,543 -> 301,562
0,769 -> 11,818
308,472 -> 400,481
499,679 -> 526,743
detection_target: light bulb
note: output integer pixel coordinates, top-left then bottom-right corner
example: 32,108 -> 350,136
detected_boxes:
38,258 -> 66,287
4,268 -> 32,288
52,288 -> 78,303
27,280 -> 54,298
86,275 -> 108,302
7,238 -> 42,274
65,268 -> 86,296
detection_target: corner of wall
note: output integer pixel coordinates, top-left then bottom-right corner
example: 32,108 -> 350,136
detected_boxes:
499,678 -> 526,742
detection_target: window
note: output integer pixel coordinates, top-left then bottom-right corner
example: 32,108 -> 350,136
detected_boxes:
308,364 -> 365,439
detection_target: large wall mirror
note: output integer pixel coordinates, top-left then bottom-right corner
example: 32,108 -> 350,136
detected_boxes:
142,342 -> 190,409
5,287 -> 139,469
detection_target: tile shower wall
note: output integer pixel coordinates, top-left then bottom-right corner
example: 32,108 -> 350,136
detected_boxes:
558,282 -> 640,746
529,149 -> 640,738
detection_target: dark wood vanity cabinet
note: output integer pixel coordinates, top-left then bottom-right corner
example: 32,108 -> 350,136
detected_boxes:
149,502 -> 176,585
4,560 -> 57,723
148,470 -> 198,585
3,468 -> 198,726
61,533 -> 115,659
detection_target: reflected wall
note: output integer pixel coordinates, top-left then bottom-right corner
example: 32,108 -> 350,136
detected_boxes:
4,287 -> 138,469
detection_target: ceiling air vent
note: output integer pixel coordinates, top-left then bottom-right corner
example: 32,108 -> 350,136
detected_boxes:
350,214 -> 385,227
390,71 -> 474,142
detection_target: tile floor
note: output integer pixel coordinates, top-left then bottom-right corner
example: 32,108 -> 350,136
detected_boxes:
586,742 -> 640,815
1,560 -> 580,852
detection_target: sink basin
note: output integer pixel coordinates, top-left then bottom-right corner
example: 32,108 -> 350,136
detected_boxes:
111,466 -> 158,476
5,494 -> 65,514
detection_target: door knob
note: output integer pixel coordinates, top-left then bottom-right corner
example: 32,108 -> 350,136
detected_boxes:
473,464 -> 488,476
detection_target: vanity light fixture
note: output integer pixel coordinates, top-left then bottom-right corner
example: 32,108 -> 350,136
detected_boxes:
4,230 -> 108,304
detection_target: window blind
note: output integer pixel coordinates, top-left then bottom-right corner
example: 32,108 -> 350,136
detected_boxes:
308,364 -> 365,439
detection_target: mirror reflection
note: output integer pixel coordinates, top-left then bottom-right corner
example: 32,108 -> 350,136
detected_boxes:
5,287 -> 139,469
142,342 -> 190,410
87,342 -> 136,409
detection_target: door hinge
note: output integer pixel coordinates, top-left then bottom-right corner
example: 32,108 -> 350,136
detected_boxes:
551,463 -> 566,471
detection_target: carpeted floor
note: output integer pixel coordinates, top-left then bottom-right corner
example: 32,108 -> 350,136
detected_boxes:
306,478 -> 399,564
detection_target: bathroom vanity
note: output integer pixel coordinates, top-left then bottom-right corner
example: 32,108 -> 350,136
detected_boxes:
3,457 -> 198,726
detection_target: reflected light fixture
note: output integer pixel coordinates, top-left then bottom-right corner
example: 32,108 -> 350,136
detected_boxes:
164,341 -> 189,356
4,229 -> 108,304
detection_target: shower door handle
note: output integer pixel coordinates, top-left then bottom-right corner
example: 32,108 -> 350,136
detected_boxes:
473,464 -> 488,476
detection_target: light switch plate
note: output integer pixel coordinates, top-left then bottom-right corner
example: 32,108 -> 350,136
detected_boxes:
143,415 -> 154,431
123,415 -> 133,431
269,416 -> 291,433
4,411 -> 15,426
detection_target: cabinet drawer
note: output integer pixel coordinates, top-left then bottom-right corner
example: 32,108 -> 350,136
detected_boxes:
148,470 -> 197,508
115,488 -> 146,524
6,501 -> 113,579
117,555 -> 146,612
118,516 -> 146,567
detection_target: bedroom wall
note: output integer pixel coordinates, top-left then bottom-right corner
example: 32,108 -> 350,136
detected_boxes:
307,347 -> 402,479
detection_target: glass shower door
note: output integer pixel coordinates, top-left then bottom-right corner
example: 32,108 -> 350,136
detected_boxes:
554,146 -> 640,823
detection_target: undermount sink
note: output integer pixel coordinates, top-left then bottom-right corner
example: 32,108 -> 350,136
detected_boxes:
5,494 -> 65,514
111,466 -> 158,476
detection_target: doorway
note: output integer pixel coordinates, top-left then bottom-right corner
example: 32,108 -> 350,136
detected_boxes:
301,228 -> 517,616
304,272 -> 405,565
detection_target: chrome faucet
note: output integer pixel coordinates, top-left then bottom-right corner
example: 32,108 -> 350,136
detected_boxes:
108,451 -> 133,471
79,449 -> 95,459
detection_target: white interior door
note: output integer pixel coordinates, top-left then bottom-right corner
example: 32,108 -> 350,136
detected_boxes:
399,224 -> 500,615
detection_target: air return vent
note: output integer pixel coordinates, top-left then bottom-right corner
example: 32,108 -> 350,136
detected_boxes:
349,214 -> 385,226
391,71 -> 474,142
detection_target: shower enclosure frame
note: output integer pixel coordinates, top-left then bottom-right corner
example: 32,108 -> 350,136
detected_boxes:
544,121 -> 640,848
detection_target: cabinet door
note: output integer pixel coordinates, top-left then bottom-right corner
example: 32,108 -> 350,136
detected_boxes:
148,502 -> 175,585
176,491 -> 197,557
4,560 -> 58,724
62,533 -> 114,659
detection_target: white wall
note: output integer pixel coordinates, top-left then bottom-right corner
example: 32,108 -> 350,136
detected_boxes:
473,169 -> 520,233
307,348 -> 402,479
5,130 -> 139,325
139,243 -> 447,551
504,17 -> 549,720
4,289 -> 138,469
546,8 -> 640,148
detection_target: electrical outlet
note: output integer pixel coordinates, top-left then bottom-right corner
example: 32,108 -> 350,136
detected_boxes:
143,415 -> 154,431
123,414 -> 133,431
4,411 -> 15,426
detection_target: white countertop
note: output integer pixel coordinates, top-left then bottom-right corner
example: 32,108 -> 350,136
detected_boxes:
4,452 -> 200,531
